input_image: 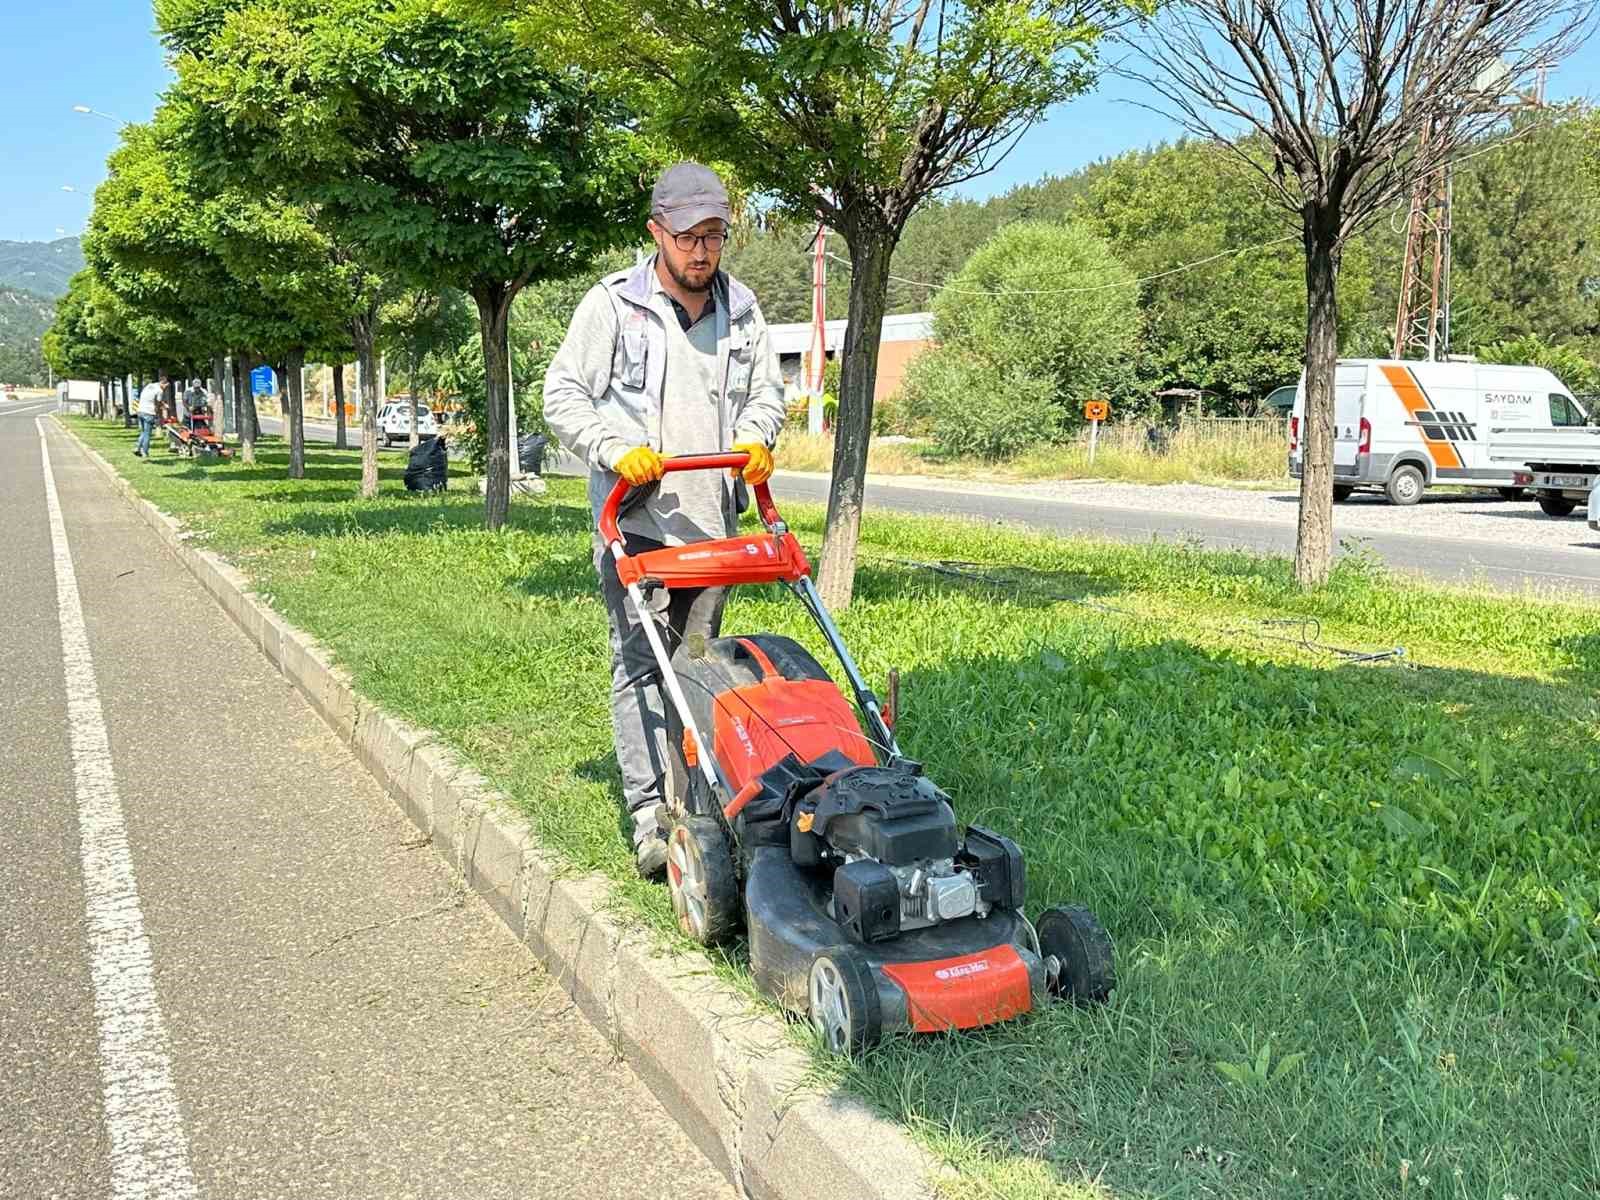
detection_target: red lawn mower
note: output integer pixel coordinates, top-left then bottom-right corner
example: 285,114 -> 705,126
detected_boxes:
602,454 -> 1114,1053
163,402 -> 233,459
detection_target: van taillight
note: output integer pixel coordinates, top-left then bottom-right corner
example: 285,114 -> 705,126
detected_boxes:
1289,416 -> 1299,452
1358,417 -> 1371,454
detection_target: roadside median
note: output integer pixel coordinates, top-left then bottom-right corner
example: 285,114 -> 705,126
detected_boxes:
54,415 -> 1600,1200
53,415 -> 943,1200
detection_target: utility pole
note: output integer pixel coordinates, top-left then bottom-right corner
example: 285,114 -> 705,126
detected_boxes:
1392,118 -> 1452,361
1392,64 -> 1546,362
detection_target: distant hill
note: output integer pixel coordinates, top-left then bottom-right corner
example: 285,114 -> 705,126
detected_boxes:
0,286 -> 55,387
0,237 -> 84,298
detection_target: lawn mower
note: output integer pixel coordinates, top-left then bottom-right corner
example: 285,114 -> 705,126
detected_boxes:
163,402 -> 232,459
602,454 -> 1115,1053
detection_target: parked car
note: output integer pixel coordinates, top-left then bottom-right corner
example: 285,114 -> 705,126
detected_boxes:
377,401 -> 438,446
1587,480 -> 1599,535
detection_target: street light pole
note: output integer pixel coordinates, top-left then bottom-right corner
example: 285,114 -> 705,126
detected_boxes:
72,104 -> 130,127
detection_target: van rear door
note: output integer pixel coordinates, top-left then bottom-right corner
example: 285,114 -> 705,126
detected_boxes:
1333,363 -> 1366,473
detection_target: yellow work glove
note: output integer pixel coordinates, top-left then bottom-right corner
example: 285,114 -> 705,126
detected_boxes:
731,442 -> 774,486
614,445 -> 665,486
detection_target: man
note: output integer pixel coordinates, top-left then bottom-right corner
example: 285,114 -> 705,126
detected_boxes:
545,162 -> 787,877
135,370 -> 168,458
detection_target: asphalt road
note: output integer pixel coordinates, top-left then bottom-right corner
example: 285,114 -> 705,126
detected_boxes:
254,409 -> 1600,596
767,474 -> 1600,598
0,401 -> 733,1199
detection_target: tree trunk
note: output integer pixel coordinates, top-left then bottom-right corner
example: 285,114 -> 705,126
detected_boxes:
235,352 -> 257,465
211,354 -> 227,434
243,360 -> 262,446
352,309 -> 380,497
1296,219 -> 1342,588
409,345 -> 420,449
472,282 -> 515,531
286,347 -> 306,479
332,363 -> 348,451
816,227 -> 893,611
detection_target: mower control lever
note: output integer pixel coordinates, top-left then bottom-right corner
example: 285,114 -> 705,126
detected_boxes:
599,452 -> 782,545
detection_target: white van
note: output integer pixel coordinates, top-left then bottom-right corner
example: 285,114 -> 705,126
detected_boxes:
1287,360 -> 1584,505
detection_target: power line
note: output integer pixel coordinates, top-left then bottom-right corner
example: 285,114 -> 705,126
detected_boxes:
823,234 -> 1300,298
819,120 -> 1555,301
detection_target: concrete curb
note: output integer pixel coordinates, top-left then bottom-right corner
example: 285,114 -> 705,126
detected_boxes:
54,419 -> 943,1200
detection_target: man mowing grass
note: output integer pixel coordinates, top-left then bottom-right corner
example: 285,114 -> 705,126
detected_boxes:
544,162 -> 787,878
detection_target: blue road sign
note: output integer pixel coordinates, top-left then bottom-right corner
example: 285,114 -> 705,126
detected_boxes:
250,365 -> 276,396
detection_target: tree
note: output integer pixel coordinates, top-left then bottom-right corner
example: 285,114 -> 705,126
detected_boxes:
1475,332 -> 1599,396
1450,108 -> 1600,354
519,0 -> 1137,607
85,114 -> 354,472
170,0 -> 646,528
1132,1 -> 1590,585
933,221 -> 1139,405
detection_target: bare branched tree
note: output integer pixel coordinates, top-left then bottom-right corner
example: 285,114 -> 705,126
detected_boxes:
1128,1 -> 1591,585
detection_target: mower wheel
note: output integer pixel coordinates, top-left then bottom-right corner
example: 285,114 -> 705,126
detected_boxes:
666,816 -> 739,946
807,946 -> 881,1055
1038,905 -> 1115,1005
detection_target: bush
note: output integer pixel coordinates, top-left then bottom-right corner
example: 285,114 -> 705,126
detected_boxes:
904,351 -> 1064,460
932,220 -> 1141,417
1474,332 -> 1600,396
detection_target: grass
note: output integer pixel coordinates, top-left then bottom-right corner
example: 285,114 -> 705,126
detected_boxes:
63,416 -> 1600,1200
777,421 -> 1291,488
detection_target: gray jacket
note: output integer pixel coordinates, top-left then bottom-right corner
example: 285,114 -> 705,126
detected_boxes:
543,256 -> 787,523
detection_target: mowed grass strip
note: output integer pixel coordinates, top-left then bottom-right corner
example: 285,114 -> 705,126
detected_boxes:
65,417 -> 1600,1200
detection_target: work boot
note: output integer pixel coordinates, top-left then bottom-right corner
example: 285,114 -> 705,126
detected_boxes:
635,833 -> 667,880
632,803 -> 668,880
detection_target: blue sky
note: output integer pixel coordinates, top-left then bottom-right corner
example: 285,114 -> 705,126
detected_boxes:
1,3 -> 1595,244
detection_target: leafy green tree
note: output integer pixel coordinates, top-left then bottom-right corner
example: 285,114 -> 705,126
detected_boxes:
1475,332 -> 1600,396
516,0 -> 1138,606
169,0 -> 646,527
933,222 -> 1138,401
1450,109 -> 1600,355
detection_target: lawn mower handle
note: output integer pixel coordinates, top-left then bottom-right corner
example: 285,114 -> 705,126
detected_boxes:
597,452 -> 782,545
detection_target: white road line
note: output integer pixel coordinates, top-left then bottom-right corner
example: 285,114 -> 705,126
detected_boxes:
35,420 -> 199,1200
0,399 -> 62,419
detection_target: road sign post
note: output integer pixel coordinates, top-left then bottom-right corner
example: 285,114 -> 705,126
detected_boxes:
1084,399 -> 1109,467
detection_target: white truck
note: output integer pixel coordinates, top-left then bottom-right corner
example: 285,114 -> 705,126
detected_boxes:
1288,359 -> 1582,505
1487,417 -> 1600,518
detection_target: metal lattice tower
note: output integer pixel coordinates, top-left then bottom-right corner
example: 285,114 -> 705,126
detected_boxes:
1392,120 -> 1453,361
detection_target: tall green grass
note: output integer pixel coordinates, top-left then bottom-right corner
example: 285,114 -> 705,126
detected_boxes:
777,420 -> 1290,486
65,416 -> 1599,1200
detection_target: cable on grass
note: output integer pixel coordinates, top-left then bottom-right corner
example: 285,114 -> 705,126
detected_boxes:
878,554 -> 1410,667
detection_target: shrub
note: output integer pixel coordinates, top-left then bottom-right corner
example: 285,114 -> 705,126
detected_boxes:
1474,332 -> 1600,396
932,220 -> 1141,418
904,351 -> 1064,459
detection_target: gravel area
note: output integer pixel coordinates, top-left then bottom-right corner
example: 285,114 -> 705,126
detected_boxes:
787,471 -> 1600,555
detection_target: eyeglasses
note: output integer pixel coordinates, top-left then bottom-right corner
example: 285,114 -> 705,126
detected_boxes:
669,230 -> 727,253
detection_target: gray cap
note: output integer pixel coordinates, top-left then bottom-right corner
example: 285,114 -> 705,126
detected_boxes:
651,162 -> 731,233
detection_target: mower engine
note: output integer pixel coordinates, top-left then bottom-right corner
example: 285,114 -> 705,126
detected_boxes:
792,765 -> 1025,945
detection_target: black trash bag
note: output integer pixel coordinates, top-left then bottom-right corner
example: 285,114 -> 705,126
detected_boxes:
1145,425 -> 1172,457
517,433 -> 549,476
405,435 -> 448,492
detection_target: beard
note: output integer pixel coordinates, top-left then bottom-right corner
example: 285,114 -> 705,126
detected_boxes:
663,253 -> 716,294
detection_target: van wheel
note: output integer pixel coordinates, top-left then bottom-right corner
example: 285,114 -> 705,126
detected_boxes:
1332,485 -> 1354,503
1537,493 -> 1577,518
1385,464 -> 1425,506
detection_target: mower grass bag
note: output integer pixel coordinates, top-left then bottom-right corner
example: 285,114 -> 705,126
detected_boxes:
601,454 -> 1116,1054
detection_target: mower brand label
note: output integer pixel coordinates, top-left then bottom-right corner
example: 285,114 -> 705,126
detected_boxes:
934,959 -> 990,981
